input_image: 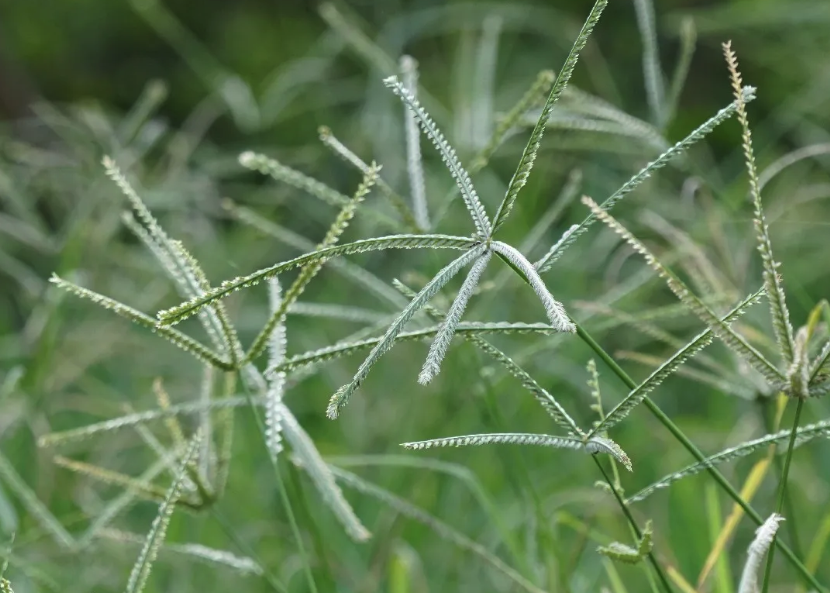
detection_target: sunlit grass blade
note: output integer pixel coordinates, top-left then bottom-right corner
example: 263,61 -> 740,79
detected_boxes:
0,452 -> 74,548
272,322 -> 557,374
534,87 -> 756,273
399,56 -> 430,230
38,396 -> 257,447
125,431 -> 202,593
383,77 -> 491,237
490,0 -> 608,234
491,241 -> 575,332
738,514 -> 784,593
156,234 -> 477,326
724,42 -> 795,366
246,164 -> 379,363
401,433 -> 631,470
50,274 -> 232,370
318,125 -> 420,231
582,196 -> 784,385
326,244 -> 486,418
626,418 -> 830,503
328,465 -> 546,593
282,406 -> 369,541
419,250 -> 492,385
589,286 -> 765,437
632,0 -> 666,127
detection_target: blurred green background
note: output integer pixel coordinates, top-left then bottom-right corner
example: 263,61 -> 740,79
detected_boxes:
1,0 -> 830,591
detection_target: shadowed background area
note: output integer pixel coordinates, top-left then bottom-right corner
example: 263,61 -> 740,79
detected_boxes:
0,0 -> 829,592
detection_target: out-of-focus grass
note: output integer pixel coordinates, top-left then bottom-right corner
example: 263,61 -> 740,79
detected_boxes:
0,1 -> 829,591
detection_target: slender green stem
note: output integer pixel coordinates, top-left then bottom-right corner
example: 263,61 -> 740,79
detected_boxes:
211,507 -> 288,593
239,373 -> 319,593
574,323 -> 826,592
761,396 -> 806,593
761,398 -> 804,560
593,456 -> 673,593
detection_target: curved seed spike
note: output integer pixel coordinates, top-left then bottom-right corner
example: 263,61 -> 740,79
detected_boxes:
419,250 -> 492,384
491,241 -> 575,332
490,0 -> 608,235
534,86 -> 756,273
383,76 -> 491,237
326,245 -> 487,419
156,234 -> 477,326
582,196 -> 784,385
50,275 -> 232,370
401,433 -> 630,470
724,42 -> 795,366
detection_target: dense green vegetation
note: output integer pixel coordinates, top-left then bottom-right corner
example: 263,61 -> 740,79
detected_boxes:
1,1 -> 829,591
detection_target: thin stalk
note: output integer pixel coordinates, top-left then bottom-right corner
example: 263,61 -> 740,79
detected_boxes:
761,396 -> 805,593
761,397 -> 803,561
238,374 -> 319,593
593,456 -> 673,593
573,323 -> 825,592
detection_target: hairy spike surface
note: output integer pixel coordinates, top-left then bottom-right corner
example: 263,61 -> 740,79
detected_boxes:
582,196 -> 784,384
419,249 -> 492,384
383,76 -> 491,237
724,41 -> 795,366
156,234 -> 477,326
401,433 -> 630,470
589,286 -> 766,437
491,241 -> 575,332
490,0 -> 608,235
534,86 -> 756,272
738,513 -> 785,593
326,244 -> 487,418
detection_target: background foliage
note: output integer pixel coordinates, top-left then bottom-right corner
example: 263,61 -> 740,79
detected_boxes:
1,0 -> 829,591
